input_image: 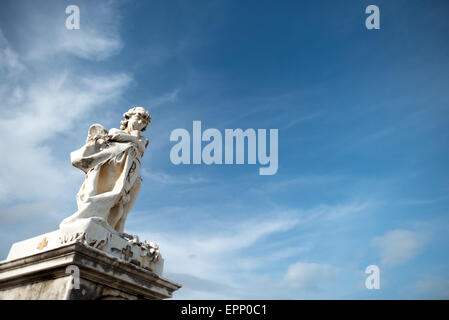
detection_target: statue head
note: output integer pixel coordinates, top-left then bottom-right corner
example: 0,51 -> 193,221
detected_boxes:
120,107 -> 152,132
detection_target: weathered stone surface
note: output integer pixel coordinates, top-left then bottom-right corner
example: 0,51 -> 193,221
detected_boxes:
0,242 -> 181,300
7,219 -> 163,275
60,107 -> 152,233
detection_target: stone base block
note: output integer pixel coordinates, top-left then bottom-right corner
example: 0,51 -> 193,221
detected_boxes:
0,241 -> 181,300
6,219 -> 164,275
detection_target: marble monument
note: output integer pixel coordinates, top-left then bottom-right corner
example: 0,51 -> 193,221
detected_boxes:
0,107 -> 181,300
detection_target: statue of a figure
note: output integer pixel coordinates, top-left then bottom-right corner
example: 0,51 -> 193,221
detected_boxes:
60,107 -> 151,233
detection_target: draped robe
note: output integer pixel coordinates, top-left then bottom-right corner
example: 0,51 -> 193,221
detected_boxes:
60,124 -> 146,233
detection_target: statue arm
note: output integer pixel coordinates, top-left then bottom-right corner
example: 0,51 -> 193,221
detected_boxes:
108,128 -> 147,154
108,128 -> 138,143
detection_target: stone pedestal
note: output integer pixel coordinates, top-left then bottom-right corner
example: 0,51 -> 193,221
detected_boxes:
0,220 -> 181,300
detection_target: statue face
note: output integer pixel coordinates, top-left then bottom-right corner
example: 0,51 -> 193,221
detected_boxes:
127,114 -> 147,131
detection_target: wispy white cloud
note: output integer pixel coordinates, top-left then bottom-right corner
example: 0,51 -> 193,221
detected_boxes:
309,201 -> 377,221
250,174 -> 346,195
0,201 -> 56,225
53,29 -> 123,61
0,2 -> 130,227
266,200 -> 378,225
148,88 -> 180,107
283,112 -> 324,130
235,245 -> 310,272
125,198 -> 376,295
397,195 -> 449,206
194,218 -> 299,253
141,169 -> 208,185
413,276 -> 449,299
372,229 -> 426,266
0,30 -> 24,75
284,262 -> 340,292
0,201 -> 61,254
130,199 -> 369,299
132,215 -> 299,298
23,1 -> 123,61
0,71 -> 131,205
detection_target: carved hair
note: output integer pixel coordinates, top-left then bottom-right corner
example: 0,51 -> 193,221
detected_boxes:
120,107 -> 152,132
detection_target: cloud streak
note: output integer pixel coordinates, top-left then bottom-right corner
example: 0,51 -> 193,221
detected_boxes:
0,1 -> 130,244
133,215 -> 299,298
284,262 -> 340,292
372,229 -> 426,266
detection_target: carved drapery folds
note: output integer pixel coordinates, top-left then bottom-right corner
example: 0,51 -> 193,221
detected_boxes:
60,107 -> 151,234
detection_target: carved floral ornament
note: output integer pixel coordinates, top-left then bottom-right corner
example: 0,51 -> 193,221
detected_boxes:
59,231 -> 161,264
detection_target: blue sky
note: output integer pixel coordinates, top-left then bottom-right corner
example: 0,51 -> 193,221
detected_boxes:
0,0 -> 448,299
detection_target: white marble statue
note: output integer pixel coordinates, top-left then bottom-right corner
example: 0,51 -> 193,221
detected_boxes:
60,107 -> 151,233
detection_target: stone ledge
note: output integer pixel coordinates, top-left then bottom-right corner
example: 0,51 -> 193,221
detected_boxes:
0,242 -> 181,300
7,219 -> 164,276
